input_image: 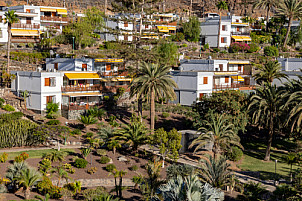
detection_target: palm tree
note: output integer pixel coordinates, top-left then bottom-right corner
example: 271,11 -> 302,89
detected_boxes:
216,1 -> 228,48
17,168 -> 42,200
6,162 -> 29,192
108,139 -> 121,155
284,152 -> 297,182
130,62 -> 177,130
50,166 -> 70,187
277,0 -> 302,48
146,159 -> 162,197
109,169 -> 127,198
118,121 -> 148,152
42,150 -> 67,163
79,115 -> 98,133
248,84 -> 284,161
189,112 -> 243,158
97,125 -> 117,143
253,61 -> 288,85
4,10 -> 19,74
199,155 -> 230,188
253,0 -> 277,32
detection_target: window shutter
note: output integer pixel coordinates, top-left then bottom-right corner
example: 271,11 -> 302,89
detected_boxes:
219,64 -> 223,71
203,77 -> 208,84
124,21 -> 128,27
225,76 -> 229,83
45,78 -> 50,86
106,64 -> 111,71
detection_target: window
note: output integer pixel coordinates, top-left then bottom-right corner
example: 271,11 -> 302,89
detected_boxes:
82,64 -> 87,71
199,93 -> 204,100
225,76 -> 229,83
106,64 -> 111,71
46,96 -> 53,104
124,21 -> 128,27
203,77 -> 208,84
45,77 -> 56,87
219,64 -> 223,71
124,35 -> 128,41
26,9 -> 31,13
146,24 -> 149,29
222,25 -> 226,31
221,37 -> 227,43
237,27 -> 240,32
54,63 -> 58,70
238,65 -> 242,71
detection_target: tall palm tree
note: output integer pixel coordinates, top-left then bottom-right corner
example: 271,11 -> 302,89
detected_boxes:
118,121 -> 148,152
189,112 -> 243,158
42,150 -> 67,163
79,115 -> 97,133
277,0 -> 302,48
216,1 -> 228,48
199,155 -> 230,188
4,10 -> 19,74
253,61 -> 288,85
130,62 -> 177,130
17,168 -> 42,200
248,84 -> 284,161
253,0 -> 277,32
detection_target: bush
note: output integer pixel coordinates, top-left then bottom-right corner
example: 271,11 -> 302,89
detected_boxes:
2,104 -> 15,111
212,48 -> 220,53
14,152 -> 29,162
0,98 -> 4,108
0,112 -> 23,122
46,102 -> 59,119
229,42 -> 250,53
264,46 -> 279,57
247,43 -> 260,53
96,149 -> 107,156
171,32 -> 185,42
87,167 -> 97,174
85,132 -> 94,138
38,158 -> 52,174
129,165 -> 138,171
73,158 -> 88,168
227,147 -> 243,162
37,176 -> 62,199
46,120 -> 60,125
0,152 -> 8,163
99,156 -> 110,164
106,164 -> 116,172
162,112 -> 170,119
204,43 -> 209,50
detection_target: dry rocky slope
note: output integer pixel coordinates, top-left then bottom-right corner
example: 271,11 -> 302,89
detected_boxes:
6,0 -> 267,17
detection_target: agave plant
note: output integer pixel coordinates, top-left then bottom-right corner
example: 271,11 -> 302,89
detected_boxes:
79,115 -> 98,133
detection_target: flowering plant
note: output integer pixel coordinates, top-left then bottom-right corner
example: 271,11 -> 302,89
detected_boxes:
229,42 -> 250,53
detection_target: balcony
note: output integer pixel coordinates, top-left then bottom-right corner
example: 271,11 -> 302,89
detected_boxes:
61,103 -> 100,111
40,16 -> 69,23
61,84 -> 101,92
231,31 -> 250,36
12,23 -> 40,29
213,83 -> 255,90
98,71 -> 128,78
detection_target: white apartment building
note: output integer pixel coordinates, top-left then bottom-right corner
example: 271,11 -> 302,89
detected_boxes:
172,59 -> 255,105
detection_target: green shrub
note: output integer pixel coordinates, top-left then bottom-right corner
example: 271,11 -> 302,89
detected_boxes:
212,48 -> 220,53
182,44 -> 187,48
264,46 -> 279,57
46,102 -> 59,119
2,104 -> 15,111
38,158 -> 52,174
96,149 -> 107,156
99,156 -> 110,164
14,152 -> 29,162
162,112 -> 170,119
227,147 -> 243,162
85,132 -> 94,138
129,165 -> 138,171
71,129 -> 81,137
46,120 -> 60,125
171,32 -> 185,42
192,47 -> 197,51
37,176 -> 62,199
0,152 -> 8,163
0,112 -> 23,122
247,43 -> 260,53
0,98 -> 4,108
74,158 -> 88,168
105,164 -> 116,172
204,43 -> 209,50
87,167 -> 97,174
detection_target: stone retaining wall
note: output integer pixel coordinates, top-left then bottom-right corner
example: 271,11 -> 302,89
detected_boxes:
53,178 -> 134,188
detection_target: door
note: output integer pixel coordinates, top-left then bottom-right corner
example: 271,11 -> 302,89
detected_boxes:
54,63 -> 58,70
106,64 -> 111,71
236,27 -> 240,32
82,64 -> 87,71
26,17 -> 31,24
238,65 -> 242,72
225,76 -> 229,83
219,64 -> 223,71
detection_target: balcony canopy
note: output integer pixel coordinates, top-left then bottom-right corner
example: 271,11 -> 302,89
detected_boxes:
11,29 -> 39,36
64,73 -> 100,80
57,9 -> 67,15
229,61 -> 250,65
62,92 -> 103,97
40,7 -> 57,12
231,36 -> 251,42
231,76 -> 244,81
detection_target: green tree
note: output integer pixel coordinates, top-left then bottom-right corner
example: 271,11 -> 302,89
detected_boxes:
151,128 -> 182,168
130,62 -> 177,130
4,10 -> 19,73
284,152 -> 297,182
50,166 -> 70,187
79,115 -> 97,133
189,112 -> 243,158
277,0 -> 302,48
166,164 -> 195,180
253,61 -> 288,85
183,16 -> 200,42
199,155 -> 230,188
107,139 -> 121,155
109,169 -> 127,198
97,125 -> 117,144
17,168 -> 42,200
216,1 -> 228,47
253,0 -> 277,32
42,150 -> 67,163
118,121 -> 148,152
248,84 -> 284,161
156,40 -> 178,66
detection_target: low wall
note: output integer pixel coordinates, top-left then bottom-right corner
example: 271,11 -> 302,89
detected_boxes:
53,178 -> 134,187
62,109 -> 85,120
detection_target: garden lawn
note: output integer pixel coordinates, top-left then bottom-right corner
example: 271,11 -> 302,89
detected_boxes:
239,151 -> 299,180
6,149 -> 75,160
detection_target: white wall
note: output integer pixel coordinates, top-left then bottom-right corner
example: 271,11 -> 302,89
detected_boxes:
74,59 -> 93,71
219,21 -> 231,47
214,60 -> 228,71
